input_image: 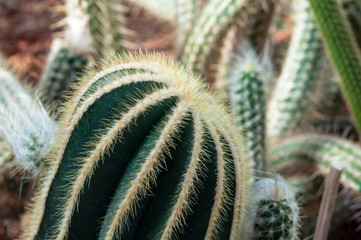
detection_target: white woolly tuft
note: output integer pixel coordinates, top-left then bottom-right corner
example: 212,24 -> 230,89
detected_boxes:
231,40 -> 273,93
0,68 -> 57,175
64,16 -> 95,54
244,175 -> 300,239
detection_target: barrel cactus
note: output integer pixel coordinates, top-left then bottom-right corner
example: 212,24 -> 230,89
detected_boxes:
21,52 -> 251,240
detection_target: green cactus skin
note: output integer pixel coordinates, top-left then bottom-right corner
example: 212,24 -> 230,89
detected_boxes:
228,45 -> 271,173
0,57 -> 56,175
244,177 -> 300,240
342,0 -> 361,47
128,0 -> 176,22
267,0 -> 322,138
269,134 -> 361,192
20,52 -> 250,240
78,0 -> 130,56
181,0 -> 255,77
39,46 -> 89,105
309,0 -> 361,135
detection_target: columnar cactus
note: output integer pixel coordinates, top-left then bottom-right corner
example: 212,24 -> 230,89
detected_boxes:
0,57 -> 56,175
77,0 -> 131,56
244,176 -> 300,240
21,52 -> 251,240
228,43 -> 271,172
269,134 -> 361,192
181,0 -> 255,77
267,0 -> 322,138
309,0 -> 361,135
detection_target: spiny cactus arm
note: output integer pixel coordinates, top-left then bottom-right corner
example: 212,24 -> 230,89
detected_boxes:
39,39 -> 91,105
228,43 -> 271,172
244,176 -> 300,240
180,0 -> 255,77
269,134 -> 361,192
21,52 -> 251,240
309,0 -> 361,135
0,58 -> 56,175
267,0 -> 322,138
78,0 -> 132,56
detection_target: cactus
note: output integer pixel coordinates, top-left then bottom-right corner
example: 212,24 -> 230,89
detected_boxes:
0,57 -> 56,175
267,0 -> 322,138
228,42 -> 272,172
244,176 -> 300,240
21,52 -> 251,240
39,40 -> 91,105
269,134 -> 361,192
181,0 -> 255,77
309,0 -> 361,135
77,0 -> 131,56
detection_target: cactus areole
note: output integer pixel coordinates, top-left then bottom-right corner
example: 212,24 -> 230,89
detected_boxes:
21,52 -> 250,240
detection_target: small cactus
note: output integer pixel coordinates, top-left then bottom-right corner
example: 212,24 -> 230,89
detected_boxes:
228,42 -> 272,172
244,176 -> 300,240
21,52 -> 251,240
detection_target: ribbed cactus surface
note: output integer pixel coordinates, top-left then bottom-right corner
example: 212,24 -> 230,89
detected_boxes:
267,0 -> 322,138
21,52 -> 250,240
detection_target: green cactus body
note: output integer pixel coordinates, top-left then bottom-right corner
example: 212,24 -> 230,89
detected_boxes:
128,0 -> 176,22
21,52 -> 250,240
244,177 -> 299,240
267,0 -> 322,138
309,0 -> 361,135
228,46 -> 270,172
79,0 -> 129,56
181,0 -> 255,77
39,46 -> 89,104
269,134 -> 361,192
0,58 -> 56,174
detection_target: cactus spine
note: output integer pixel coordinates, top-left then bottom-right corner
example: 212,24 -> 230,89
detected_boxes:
244,176 -> 300,240
21,52 -> 250,240
309,0 -> 361,135
0,139 -> 15,173
269,134 -> 361,192
267,0 -> 322,138
0,58 -> 56,175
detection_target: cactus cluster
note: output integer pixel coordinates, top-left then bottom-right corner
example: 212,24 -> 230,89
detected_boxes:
2,0 -> 361,239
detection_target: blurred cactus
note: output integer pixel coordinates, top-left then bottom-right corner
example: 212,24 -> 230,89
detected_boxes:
0,57 -> 56,175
